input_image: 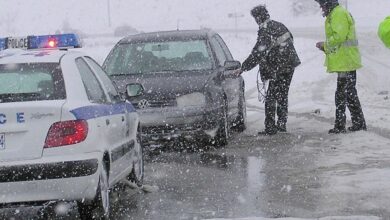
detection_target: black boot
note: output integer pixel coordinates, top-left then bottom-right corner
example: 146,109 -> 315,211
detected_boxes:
328,127 -> 346,134
348,123 -> 367,132
258,128 -> 277,136
276,125 -> 287,132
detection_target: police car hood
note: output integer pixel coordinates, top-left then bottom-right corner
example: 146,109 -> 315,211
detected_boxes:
112,70 -> 216,100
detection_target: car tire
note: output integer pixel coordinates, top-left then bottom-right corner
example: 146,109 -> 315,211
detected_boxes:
214,101 -> 229,147
36,204 -> 56,220
77,163 -> 110,220
127,129 -> 144,187
234,87 -> 246,132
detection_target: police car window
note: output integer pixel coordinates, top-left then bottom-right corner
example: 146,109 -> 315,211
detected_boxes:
84,57 -> 122,103
210,37 -> 227,67
76,58 -> 107,104
0,63 -> 66,103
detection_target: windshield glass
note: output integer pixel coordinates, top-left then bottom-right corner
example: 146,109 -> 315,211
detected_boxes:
0,63 -> 66,103
104,40 -> 213,75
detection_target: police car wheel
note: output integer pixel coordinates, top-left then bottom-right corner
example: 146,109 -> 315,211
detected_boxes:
235,87 -> 247,132
36,204 -> 56,220
214,102 -> 229,147
77,164 -> 110,220
128,132 -> 144,187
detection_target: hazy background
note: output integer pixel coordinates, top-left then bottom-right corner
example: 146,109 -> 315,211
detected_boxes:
0,0 -> 389,37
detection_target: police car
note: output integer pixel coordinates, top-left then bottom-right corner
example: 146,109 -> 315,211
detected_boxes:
0,34 -> 143,219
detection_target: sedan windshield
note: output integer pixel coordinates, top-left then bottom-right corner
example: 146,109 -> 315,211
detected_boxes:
104,40 -> 213,75
0,63 -> 65,103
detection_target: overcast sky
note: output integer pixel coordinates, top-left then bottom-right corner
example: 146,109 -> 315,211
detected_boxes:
0,0 -> 389,36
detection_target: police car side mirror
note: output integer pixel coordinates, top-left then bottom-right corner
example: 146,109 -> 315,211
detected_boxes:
126,83 -> 144,98
224,60 -> 241,71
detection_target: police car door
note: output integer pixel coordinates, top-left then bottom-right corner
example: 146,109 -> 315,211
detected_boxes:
76,57 -> 125,180
84,57 -> 135,180
210,35 -> 240,121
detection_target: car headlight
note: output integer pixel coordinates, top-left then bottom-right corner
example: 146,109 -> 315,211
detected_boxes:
176,92 -> 206,107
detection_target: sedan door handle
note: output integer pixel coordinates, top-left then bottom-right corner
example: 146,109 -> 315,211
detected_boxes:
106,119 -> 110,126
122,116 -> 125,122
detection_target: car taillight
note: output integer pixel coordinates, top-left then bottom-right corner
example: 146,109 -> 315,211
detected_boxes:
44,120 -> 88,148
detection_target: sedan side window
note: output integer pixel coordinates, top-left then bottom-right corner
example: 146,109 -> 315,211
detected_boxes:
210,37 -> 227,67
84,57 -> 122,103
214,34 -> 234,60
76,58 -> 108,104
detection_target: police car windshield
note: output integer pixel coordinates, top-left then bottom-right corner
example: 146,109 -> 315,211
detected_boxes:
0,63 -> 66,103
105,40 -> 213,76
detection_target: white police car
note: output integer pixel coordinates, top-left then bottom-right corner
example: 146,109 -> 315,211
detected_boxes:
0,34 -> 143,219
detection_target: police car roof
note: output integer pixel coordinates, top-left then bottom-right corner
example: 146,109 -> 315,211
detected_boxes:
0,49 -> 82,65
119,29 -> 217,44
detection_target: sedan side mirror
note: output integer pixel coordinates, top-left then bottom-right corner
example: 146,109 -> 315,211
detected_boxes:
224,60 -> 241,71
126,83 -> 144,98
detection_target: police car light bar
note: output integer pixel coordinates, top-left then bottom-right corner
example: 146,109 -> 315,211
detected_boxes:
0,38 -> 6,51
0,33 -> 81,51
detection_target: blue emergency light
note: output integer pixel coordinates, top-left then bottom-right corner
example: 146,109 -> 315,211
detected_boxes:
0,33 -> 81,51
0,38 -> 6,51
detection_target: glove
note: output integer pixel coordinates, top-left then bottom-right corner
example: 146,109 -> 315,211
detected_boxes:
233,68 -> 243,77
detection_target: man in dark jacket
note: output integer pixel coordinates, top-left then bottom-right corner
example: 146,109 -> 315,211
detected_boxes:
235,5 -> 301,135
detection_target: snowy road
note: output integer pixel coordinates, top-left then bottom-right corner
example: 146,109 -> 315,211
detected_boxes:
3,112 -> 389,219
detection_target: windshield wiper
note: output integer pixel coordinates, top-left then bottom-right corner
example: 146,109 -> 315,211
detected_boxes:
109,73 -> 141,76
0,92 -> 41,103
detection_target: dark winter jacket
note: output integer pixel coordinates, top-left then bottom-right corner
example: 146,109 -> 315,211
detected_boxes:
241,19 -> 301,81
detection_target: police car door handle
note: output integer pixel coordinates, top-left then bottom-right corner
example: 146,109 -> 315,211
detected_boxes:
121,116 -> 125,122
106,119 -> 110,126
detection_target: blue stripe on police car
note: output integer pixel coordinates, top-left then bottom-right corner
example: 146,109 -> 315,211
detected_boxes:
70,102 -> 136,120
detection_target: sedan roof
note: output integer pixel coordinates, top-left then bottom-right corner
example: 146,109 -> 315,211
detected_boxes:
119,29 -> 217,44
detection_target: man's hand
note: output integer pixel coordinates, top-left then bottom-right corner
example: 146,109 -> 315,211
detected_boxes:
233,68 -> 243,77
316,41 -> 325,52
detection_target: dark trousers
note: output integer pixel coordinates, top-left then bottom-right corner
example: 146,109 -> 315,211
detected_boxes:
334,71 -> 366,128
264,68 -> 294,131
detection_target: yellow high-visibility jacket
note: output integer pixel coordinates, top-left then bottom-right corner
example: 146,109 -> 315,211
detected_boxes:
324,5 -> 362,73
378,16 -> 390,48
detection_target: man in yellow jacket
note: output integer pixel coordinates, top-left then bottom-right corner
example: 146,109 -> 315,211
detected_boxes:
315,0 -> 366,134
379,16 -> 390,48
